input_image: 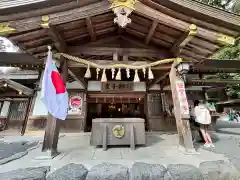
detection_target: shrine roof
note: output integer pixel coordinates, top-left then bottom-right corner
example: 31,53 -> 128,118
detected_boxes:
0,0 -> 239,84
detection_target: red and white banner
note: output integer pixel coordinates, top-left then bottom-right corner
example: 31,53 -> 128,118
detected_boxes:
68,96 -> 82,115
175,80 -> 189,116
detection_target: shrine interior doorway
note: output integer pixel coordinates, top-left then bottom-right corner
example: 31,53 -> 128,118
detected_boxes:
86,93 -> 145,132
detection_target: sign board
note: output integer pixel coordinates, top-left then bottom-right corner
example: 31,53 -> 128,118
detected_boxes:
68,96 -> 82,115
175,80 -> 189,116
102,81 -> 133,93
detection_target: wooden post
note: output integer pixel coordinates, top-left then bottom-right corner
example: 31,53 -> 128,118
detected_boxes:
41,57 -> 68,159
169,59 -> 195,153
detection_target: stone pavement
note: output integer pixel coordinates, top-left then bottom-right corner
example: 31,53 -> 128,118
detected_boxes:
0,120 -> 240,179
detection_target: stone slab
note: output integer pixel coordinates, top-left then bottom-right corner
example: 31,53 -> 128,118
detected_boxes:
86,163 -> 129,180
0,166 -> 50,180
130,162 -> 167,180
47,163 -> 88,180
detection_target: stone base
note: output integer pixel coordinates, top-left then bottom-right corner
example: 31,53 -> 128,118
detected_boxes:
34,150 -> 60,160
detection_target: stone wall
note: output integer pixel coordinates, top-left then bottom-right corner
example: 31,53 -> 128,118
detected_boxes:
1,161 -> 240,180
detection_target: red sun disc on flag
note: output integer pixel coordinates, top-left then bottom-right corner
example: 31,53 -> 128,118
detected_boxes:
51,71 -> 66,94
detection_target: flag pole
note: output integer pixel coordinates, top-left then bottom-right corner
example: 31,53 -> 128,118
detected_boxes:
38,46 -> 68,159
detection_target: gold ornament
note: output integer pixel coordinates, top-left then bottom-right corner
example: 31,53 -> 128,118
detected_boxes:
41,15 -> 50,28
0,23 -> 16,35
112,125 -> 125,138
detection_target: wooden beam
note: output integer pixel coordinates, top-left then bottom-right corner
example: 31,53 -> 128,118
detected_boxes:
147,72 -> 169,90
1,79 -> 34,96
145,21 -> 158,44
68,69 -> 87,89
68,46 -> 168,57
0,0 -> 99,21
171,24 -> 197,55
189,79 -> 240,85
123,54 -> 128,61
85,17 -> 96,41
48,26 -> 67,52
4,1 -> 110,32
134,1 -> 235,45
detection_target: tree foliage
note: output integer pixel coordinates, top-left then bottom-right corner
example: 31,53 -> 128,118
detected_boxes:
196,0 -> 240,98
196,0 -> 240,13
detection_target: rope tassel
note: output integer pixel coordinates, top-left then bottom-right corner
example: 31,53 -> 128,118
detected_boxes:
116,68 -> 121,80
148,67 -> 154,80
111,68 -> 115,79
101,69 -> 107,82
134,69 -> 140,82
84,65 -> 91,78
96,68 -> 100,79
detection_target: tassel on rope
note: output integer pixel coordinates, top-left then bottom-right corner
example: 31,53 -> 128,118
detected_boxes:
116,68 -> 121,80
142,68 -> 146,78
111,68 -> 115,79
101,69 -> 107,82
126,68 -> 130,78
148,67 -> 154,80
134,69 -> 140,82
84,65 -> 91,78
96,68 -> 100,79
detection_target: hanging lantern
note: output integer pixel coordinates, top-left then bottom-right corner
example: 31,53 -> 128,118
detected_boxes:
116,68 -> 121,80
101,69 -> 107,82
134,69 -> 140,82
84,65 -> 91,78
96,68 -> 100,79
142,68 -> 146,78
148,67 -> 154,80
126,68 -> 130,78
111,68 -> 115,79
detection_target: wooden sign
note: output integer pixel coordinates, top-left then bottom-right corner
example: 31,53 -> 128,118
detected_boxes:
101,81 -> 133,92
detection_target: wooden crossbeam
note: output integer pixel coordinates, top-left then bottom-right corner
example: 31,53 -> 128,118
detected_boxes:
85,17 -> 96,41
171,24 -> 197,55
0,78 -> 34,96
188,79 -> 240,85
48,26 -> 67,52
41,25 -> 87,88
147,72 -> 169,90
145,21 -> 158,44
68,46 -> 167,57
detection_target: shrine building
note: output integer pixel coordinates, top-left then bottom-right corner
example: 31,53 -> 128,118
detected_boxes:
0,0 -> 239,135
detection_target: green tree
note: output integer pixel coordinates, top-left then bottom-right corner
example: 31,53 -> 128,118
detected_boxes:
196,0 -> 240,13
196,0 -> 240,98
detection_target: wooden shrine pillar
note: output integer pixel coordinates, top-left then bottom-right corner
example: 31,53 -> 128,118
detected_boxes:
41,57 -> 68,158
169,59 -> 195,153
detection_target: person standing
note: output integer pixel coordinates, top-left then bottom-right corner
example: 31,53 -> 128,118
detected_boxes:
194,100 -> 214,148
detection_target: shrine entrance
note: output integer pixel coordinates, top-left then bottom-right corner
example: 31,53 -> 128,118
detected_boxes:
86,93 -> 145,132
